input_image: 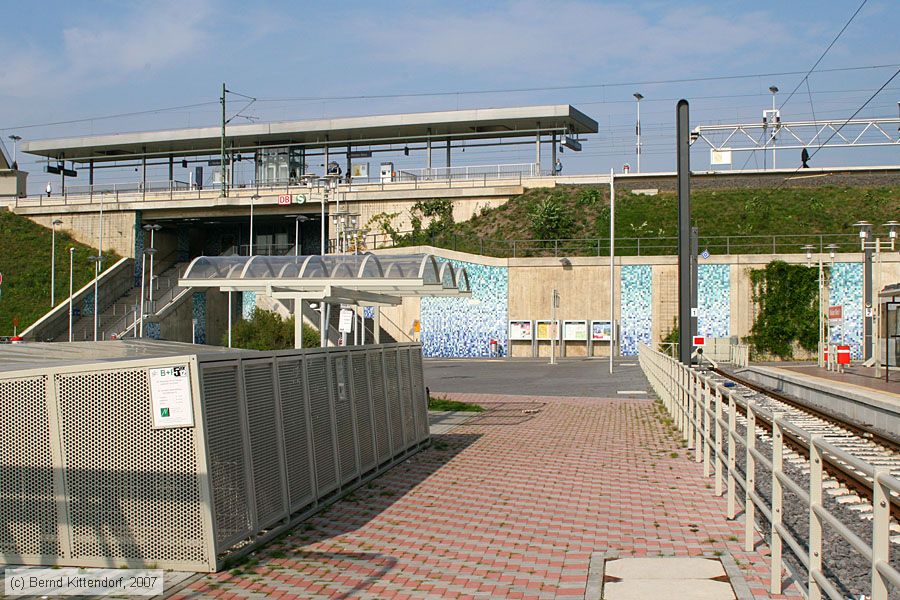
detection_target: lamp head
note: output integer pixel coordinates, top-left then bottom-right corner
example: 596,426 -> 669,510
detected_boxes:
52,219 -> 63,226
769,86 -> 779,94
801,244 -> 814,261
633,92 -> 643,101
883,220 -> 899,239
825,243 -> 838,259
852,220 -> 872,239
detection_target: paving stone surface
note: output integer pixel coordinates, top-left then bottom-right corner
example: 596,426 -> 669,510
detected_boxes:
173,393 -> 801,599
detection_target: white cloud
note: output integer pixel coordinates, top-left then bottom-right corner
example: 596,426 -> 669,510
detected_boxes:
352,1 -> 798,80
0,0 -> 211,98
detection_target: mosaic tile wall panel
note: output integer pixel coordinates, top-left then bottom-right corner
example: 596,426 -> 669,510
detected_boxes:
133,210 -> 143,287
828,262 -> 863,359
620,265 -> 652,356
242,291 -> 257,320
421,259 -> 508,358
192,292 -> 207,345
697,264 -> 730,337
145,322 -> 161,340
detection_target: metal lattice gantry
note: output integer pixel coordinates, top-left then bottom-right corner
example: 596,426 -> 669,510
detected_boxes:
691,116 -> 900,155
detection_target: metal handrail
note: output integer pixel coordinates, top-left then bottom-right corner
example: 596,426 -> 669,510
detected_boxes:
638,343 -> 900,600
365,230 -> 862,258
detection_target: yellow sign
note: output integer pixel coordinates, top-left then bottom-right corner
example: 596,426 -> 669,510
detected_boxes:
413,319 -> 421,333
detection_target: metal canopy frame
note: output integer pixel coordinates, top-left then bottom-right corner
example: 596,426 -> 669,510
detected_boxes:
180,253 -> 471,307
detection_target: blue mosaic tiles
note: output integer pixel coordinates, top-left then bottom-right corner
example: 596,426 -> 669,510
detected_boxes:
133,210 -> 143,287
145,322 -> 161,340
620,265 -> 652,356
242,291 -> 257,320
828,262 -> 863,359
421,259 -> 508,358
697,264 -> 730,337
192,292 -> 207,344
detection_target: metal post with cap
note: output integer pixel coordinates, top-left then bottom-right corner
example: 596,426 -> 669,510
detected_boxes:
51,219 -> 63,306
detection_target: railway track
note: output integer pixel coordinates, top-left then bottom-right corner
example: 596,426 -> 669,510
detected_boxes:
709,366 -> 900,527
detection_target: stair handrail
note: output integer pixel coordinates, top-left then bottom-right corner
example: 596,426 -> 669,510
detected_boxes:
21,257 -> 132,341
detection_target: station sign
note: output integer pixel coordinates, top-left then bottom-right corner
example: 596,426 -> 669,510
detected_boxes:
293,194 -> 307,204
693,336 -> 705,347
277,194 -> 292,205
828,306 -> 842,320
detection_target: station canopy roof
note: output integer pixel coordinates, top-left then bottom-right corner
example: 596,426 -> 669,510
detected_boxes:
180,253 -> 471,306
22,105 -> 598,163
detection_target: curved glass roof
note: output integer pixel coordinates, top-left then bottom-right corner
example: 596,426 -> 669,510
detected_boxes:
180,253 -> 471,303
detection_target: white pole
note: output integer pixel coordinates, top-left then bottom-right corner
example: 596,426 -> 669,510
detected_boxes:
51,222 -> 57,306
321,186 -> 327,255
636,98 -> 641,173
139,252 -> 146,337
610,168 -> 616,374
148,228 -> 155,309
68,248 -> 74,342
550,289 -> 557,365
249,196 -> 254,256
227,290 -> 233,348
295,218 -> 299,257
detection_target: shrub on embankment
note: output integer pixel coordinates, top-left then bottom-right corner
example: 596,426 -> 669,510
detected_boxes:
370,185 -> 900,256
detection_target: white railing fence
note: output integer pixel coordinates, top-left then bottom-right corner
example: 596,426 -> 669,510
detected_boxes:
638,343 -> 900,600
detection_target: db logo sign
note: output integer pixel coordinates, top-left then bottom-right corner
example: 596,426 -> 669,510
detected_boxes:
277,194 -> 292,205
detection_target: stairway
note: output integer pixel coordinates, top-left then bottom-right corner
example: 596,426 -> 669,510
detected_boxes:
57,261 -> 186,341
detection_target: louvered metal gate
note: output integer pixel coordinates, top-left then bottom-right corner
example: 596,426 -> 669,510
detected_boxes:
0,342 -> 429,572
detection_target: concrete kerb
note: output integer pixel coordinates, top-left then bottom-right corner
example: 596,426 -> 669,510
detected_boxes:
587,550 -> 756,600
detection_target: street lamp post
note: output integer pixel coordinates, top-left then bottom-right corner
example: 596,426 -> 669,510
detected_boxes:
142,223 -> 161,311
8,135 -> 21,168
769,85 -> 779,169
51,219 -> 63,306
249,194 -> 259,255
802,244 -> 826,367
287,214 -> 310,256
852,220 -> 897,376
68,247 -> 75,342
87,254 -> 104,341
139,248 -> 157,337
633,93 -> 643,174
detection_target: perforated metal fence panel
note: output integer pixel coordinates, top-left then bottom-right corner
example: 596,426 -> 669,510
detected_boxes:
276,357 -> 315,513
242,360 -> 288,531
202,364 -> 253,552
0,376 -> 59,560
306,354 -> 339,496
368,351 -> 393,463
351,353 -> 377,473
0,340 -> 428,572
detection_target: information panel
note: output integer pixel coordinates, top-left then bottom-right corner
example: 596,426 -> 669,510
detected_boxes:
535,320 -> 560,340
508,320 -> 533,341
563,320 -> 588,341
591,320 -> 613,342
149,365 -> 194,429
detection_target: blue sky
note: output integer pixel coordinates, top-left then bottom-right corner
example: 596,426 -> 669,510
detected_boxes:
1,0 -> 897,180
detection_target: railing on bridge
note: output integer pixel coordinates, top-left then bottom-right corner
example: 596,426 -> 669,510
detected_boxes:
398,163 -> 544,181
14,162 -> 546,208
639,343 -> 900,600
365,231 -> 862,257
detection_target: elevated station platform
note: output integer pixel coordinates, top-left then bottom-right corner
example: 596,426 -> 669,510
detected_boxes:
737,364 -> 900,441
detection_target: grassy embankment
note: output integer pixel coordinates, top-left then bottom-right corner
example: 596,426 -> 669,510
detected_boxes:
0,209 -> 119,335
403,185 -> 900,256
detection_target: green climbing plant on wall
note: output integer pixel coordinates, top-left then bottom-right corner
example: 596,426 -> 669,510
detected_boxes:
747,260 -> 827,359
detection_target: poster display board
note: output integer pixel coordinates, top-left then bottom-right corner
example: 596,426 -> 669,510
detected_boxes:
591,320 -> 613,342
508,320 -> 533,341
149,365 -> 194,429
563,320 -> 588,341
535,320 -> 560,340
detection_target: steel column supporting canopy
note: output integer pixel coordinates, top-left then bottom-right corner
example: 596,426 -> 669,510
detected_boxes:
677,100 -> 693,365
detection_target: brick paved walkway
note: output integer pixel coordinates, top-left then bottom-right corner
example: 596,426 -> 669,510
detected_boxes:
174,394 -> 801,599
